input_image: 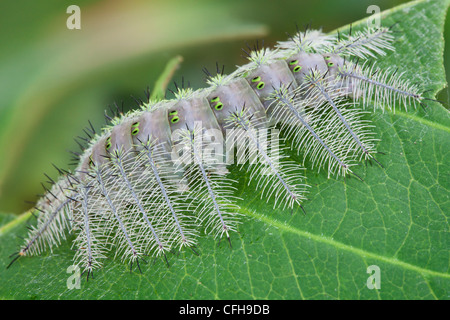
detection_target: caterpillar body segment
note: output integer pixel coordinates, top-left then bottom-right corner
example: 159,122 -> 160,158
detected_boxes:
285,52 -> 328,88
169,93 -> 222,133
244,59 -> 299,117
11,23 -> 429,274
168,92 -> 229,176
130,107 -> 189,191
206,77 -> 268,133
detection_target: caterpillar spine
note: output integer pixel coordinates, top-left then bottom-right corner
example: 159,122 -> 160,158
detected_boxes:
269,84 -> 357,177
176,123 -> 240,241
336,61 -> 426,111
226,108 -> 307,210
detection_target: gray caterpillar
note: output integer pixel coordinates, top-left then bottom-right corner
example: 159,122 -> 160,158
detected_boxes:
8,24 -> 427,278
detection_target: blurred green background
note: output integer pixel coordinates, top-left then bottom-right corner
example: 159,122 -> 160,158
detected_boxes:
0,0 -> 448,214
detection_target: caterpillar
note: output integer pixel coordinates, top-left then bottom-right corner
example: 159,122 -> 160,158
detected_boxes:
7,17 -> 432,281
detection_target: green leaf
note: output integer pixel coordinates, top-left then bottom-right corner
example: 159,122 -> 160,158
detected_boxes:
0,0 -> 449,299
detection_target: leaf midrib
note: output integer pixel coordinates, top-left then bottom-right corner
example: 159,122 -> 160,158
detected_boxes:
238,207 -> 450,279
